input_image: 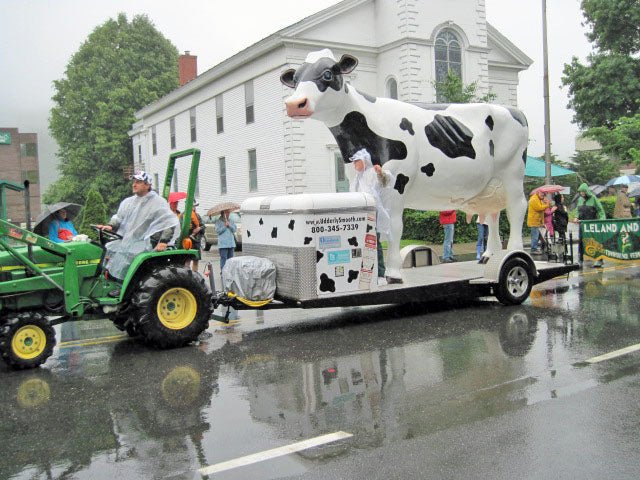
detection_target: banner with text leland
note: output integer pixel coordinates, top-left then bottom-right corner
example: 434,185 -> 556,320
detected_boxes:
581,218 -> 640,261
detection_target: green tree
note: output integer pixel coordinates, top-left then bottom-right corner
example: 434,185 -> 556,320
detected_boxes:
585,114 -> 640,169
569,150 -> 620,185
46,13 -> 179,211
562,0 -> 640,129
433,70 -> 496,103
79,189 -> 108,240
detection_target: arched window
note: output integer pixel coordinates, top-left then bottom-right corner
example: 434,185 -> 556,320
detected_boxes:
435,29 -> 462,100
386,77 -> 398,100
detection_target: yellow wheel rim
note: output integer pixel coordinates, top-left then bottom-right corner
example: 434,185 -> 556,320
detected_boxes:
11,325 -> 48,360
157,288 -> 198,330
17,378 -> 51,408
161,366 -> 201,407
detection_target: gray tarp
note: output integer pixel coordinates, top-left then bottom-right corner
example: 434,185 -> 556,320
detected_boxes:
222,256 -> 276,301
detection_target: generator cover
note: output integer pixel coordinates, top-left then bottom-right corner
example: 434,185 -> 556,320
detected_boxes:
222,256 -> 276,301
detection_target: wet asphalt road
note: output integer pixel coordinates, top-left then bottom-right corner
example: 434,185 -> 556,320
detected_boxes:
1,261 -> 640,479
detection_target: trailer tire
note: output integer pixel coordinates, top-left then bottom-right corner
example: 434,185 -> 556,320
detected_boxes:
132,266 -> 211,349
495,257 -> 533,306
0,312 -> 56,369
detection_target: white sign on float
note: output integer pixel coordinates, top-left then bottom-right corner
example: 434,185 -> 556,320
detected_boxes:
241,193 -> 378,301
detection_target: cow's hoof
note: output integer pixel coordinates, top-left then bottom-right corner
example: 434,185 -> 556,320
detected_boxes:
386,276 -> 403,284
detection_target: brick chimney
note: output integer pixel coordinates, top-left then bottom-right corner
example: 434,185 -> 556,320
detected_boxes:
179,51 -> 197,86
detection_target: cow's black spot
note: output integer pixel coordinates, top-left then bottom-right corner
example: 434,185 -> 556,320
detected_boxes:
304,237 -> 312,245
247,230 -> 251,237
522,148 -> 527,164
317,251 -> 324,262
329,111 -> 408,166
366,224 -> 373,233
507,107 -> 528,127
271,227 -> 278,238
489,139 -> 494,156
259,218 -> 263,225
485,115 -> 494,131
319,273 -> 335,292
425,115 -> 476,159
420,163 -> 435,177
348,237 -> 358,247
400,118 -> 415,135
288,219 -> 295,230
394,174 -> 410,194
292,58 -> 344,92
348,270 -> 359,283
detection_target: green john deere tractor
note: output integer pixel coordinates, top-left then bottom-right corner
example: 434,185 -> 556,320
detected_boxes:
0,149 -> 212,370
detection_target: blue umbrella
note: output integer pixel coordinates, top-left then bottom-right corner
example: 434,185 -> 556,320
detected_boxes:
604,174 -> 640,187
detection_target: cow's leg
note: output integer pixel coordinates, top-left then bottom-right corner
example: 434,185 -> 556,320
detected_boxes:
483,212 -> 501,259
384,203 -> 404,283
504,180 -> 527,251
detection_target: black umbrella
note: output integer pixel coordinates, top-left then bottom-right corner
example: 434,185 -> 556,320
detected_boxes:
33,202 -> 82,236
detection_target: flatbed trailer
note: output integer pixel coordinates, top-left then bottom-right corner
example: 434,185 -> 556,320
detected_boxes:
210,249 -> 579,318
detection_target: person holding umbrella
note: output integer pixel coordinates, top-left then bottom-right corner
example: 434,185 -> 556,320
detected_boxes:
527,190 -> 552,255
49,208 -> 78,243
614,184 -> 632,219
215,208 -> 237,273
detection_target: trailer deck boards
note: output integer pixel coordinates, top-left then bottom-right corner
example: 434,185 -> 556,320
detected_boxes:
271,259 -> 579,309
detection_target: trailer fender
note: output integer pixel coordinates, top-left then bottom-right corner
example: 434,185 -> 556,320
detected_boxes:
481,250 -> 537,283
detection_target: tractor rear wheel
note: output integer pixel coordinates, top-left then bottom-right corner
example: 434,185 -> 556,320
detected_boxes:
132,266 -> 211,349
0,312 -> 56,369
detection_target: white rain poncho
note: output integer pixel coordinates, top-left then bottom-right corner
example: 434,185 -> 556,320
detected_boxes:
105,190 -> 180,280
349,149 -> 394,236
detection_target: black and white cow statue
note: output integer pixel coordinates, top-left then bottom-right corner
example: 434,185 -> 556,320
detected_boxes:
281,49 -> 529,283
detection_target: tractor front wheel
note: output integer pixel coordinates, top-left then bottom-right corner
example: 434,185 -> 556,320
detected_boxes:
0,312 -> 56,369
132,266 -> 211,349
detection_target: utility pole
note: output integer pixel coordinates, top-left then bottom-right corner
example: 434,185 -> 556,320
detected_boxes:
542,0 -> 552,184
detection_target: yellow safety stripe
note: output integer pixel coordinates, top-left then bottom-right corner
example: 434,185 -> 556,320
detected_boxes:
226,291 -> 272,308
0,258 -> 100,272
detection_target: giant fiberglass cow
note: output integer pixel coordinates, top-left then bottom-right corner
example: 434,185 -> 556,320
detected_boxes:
281,49 -> 529,283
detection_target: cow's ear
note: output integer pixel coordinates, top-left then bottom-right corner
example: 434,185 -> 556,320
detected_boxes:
280,69 -> 296,88
338,54 -> 358,74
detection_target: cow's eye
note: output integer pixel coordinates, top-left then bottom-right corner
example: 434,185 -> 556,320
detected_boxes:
322,70 -> 334,81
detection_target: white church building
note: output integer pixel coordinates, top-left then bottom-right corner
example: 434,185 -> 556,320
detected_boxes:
129,0 -> 532,212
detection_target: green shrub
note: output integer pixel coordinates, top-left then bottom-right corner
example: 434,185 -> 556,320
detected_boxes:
401,209 -> 525,243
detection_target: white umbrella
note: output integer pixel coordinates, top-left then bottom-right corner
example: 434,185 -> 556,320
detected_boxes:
604,174 -> 640,187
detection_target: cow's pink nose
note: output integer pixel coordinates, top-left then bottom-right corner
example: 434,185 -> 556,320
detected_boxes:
285,97 -> 312,117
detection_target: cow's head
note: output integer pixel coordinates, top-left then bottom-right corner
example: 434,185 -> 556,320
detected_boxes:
280,49 -> 358,120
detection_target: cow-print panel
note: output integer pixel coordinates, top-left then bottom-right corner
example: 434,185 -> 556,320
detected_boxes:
522,148 -> 527,164
485,115 -> 494,131
288,219 -> 295,230
394,173 -> 410,194
506,107 -> 528,127
259,218 -> 263,225
424,115 -> 476,159
420,163 -> 435,177
304,237 -> 312,245
293,58 -> 343,92
271,227 -> 278,238
317,251 -> 324,262
489,140 -> 494,156
329,111 -> 408,166
247,230 -> 251,237
319,273 -> 336,292
348,270 -> 359,283
348,237 -> 358,247
400,118 -> 415,135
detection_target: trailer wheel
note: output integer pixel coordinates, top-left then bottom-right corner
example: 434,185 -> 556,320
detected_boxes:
132,266 -> 211,349
495,257 -> 533,306
0,312 -> 56,369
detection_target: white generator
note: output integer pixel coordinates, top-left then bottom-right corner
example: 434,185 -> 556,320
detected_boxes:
241,193 -> 378,302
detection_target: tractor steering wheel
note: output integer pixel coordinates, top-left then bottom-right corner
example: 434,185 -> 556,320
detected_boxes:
91,225 -> 123,245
